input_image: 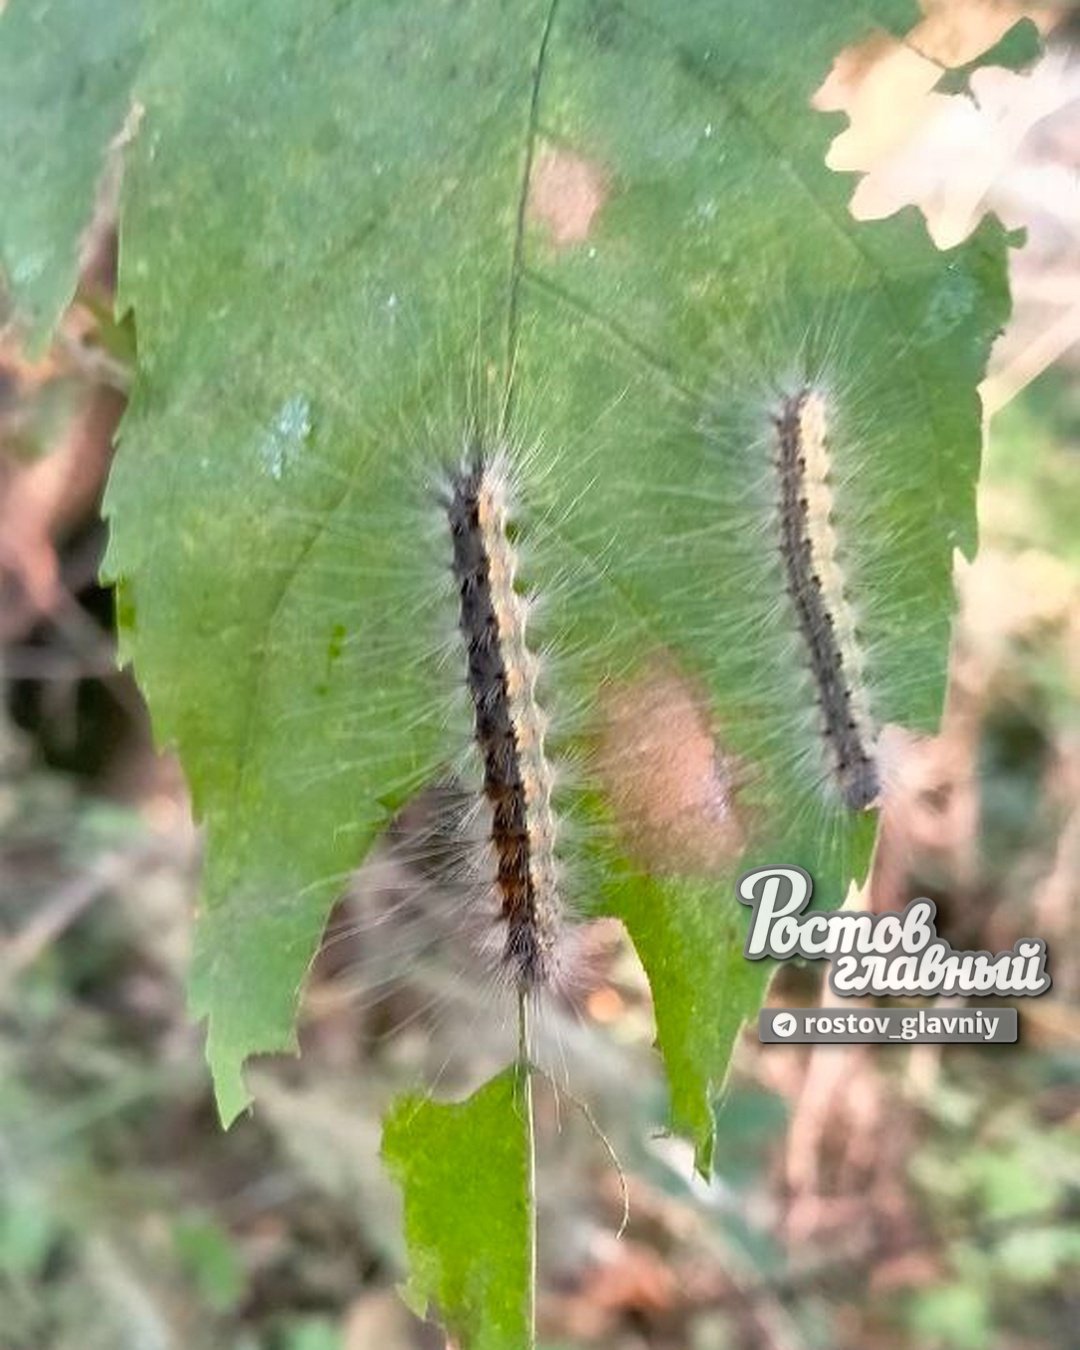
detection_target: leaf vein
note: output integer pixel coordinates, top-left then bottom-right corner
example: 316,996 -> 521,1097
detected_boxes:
502,0 -> 561,430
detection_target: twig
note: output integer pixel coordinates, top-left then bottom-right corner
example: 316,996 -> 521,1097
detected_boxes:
532,1061 -> 631,1242
981,298 -> 1080,417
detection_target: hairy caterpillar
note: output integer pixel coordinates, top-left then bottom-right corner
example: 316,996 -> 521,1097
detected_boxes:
480,273 -> 970,916
443,450 -> 562,990
206,343 -> 626,1091
773,386 -> 879,811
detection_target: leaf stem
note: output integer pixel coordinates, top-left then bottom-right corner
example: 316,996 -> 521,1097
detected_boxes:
517,987 -> 537,1349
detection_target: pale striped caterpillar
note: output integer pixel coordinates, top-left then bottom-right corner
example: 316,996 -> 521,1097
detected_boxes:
773,386 -> 879,811
531,280 -> 943,900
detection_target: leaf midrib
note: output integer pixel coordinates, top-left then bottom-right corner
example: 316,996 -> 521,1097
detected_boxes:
502,0 -> 561,432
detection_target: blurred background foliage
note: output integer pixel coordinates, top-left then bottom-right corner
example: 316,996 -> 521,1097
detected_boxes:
2,2 -> 1080,1347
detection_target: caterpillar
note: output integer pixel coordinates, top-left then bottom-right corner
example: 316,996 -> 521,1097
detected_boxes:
443,450 -> 562,990
773,386 -> 879,811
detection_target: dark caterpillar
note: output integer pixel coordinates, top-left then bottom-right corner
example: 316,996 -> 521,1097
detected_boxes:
445,452 -> 561,987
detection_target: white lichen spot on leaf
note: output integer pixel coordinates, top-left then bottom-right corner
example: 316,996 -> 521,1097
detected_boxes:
259,394 -> 313,481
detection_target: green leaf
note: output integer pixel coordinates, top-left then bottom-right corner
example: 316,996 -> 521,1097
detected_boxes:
103,0 -> 1010,1163
0,0 -> 143,347
607,871 -> 771,1171
382,1067 -> 533,1350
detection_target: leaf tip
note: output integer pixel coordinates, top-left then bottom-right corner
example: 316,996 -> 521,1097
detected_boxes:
206,1038 -> 255,1129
